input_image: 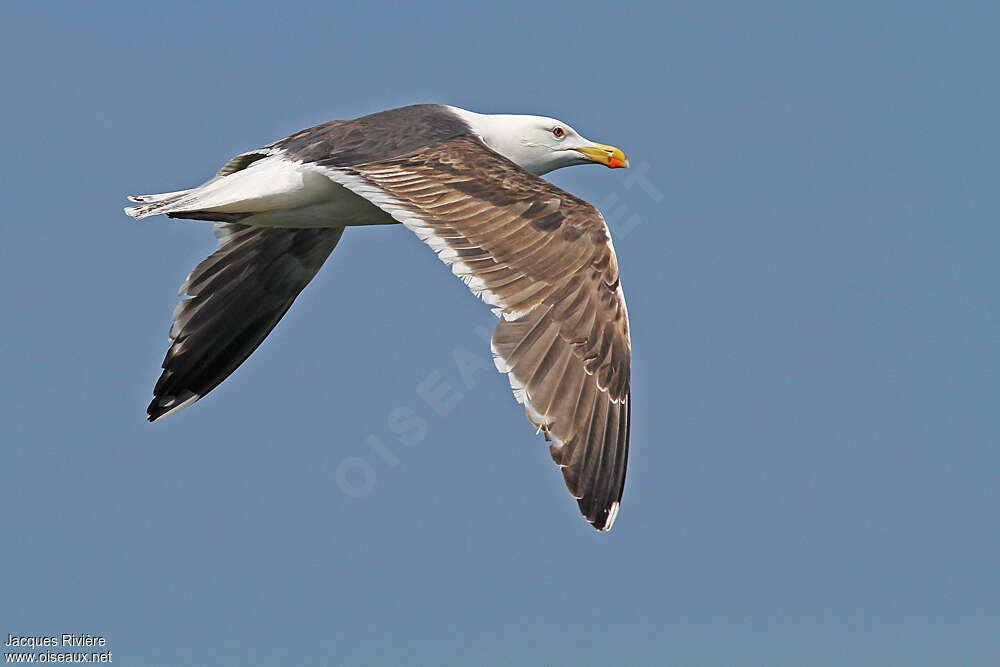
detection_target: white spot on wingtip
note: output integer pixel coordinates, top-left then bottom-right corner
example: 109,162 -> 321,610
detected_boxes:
602,502 -> 620,531
150,392 -> 200,420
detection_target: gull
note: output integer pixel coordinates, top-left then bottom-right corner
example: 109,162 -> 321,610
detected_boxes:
126,104 -> 633,530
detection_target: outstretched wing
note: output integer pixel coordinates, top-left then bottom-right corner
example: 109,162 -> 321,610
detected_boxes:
309,136 -> 632,530
147,224 -> 344,421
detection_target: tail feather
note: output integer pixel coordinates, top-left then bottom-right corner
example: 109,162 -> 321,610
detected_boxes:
128,189 -> 193,203
124,155 -> 334,221
125,190 -> 196,219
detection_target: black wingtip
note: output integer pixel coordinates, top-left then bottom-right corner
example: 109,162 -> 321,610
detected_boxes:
146,390 -> 199,422
582,500 -> 620,532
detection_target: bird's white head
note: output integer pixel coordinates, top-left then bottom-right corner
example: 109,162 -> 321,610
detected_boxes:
447,107 -> 629,176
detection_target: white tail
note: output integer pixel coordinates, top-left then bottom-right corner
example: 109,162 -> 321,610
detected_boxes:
127,189 -> 193,204
124,156 -> 343,221
124,192 -> 192,219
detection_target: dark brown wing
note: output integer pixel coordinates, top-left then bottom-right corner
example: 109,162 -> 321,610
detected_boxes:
147,224 -> 344,421
325,136 -> 632,530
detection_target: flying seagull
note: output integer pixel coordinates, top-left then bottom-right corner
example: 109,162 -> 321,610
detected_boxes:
125,104 -> 633,531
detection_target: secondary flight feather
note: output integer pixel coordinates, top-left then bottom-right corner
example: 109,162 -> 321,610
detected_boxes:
126,104 -> 633,531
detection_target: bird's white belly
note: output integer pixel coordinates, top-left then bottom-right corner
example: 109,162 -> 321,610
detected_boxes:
237,185 -> 396,228
191,156 -> 397,228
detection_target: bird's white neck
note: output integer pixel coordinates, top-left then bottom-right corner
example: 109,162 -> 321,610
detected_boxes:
446,106 -> 561,175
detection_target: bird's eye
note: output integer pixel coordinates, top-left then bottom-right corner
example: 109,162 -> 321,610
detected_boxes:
552,127 -> 565,139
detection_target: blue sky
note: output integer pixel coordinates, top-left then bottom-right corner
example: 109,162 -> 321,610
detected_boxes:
1,2 -> 998,664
